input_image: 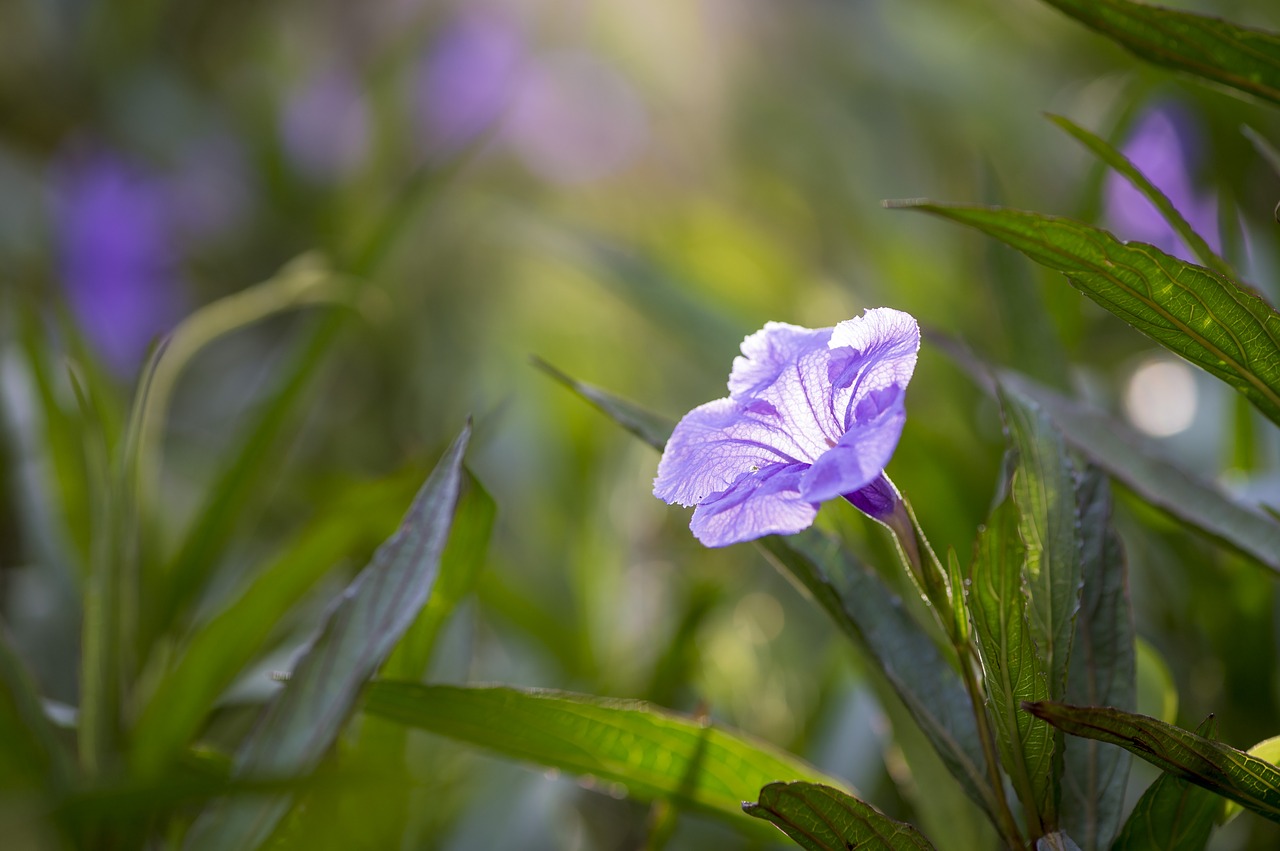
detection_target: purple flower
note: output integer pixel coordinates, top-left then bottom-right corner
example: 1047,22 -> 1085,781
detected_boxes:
53,148 -> 186,375
654,308 -> 920,547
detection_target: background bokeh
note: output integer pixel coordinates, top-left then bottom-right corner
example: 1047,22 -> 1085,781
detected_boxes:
3,0 -> 1280,848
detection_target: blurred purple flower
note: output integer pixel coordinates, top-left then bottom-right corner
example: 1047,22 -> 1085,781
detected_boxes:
416,10 -> 524,150
506,51 -> 648,185
280,66 -> 371,182
1104,104 -> 1219,262
53,149 -> 186,375
654,308 -> 920,547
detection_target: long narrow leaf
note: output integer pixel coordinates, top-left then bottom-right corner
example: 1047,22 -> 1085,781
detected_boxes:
1002,388 -> 1081,704
1025,702 -> 1280,824
893,202 -> 1280,428
931,333 -> 1280,574
744,781 -> 937,850
0,625 -> 72,791
362,681 -> 850,839
182,424 -> 470,851
1110,714 -> 1219,851
968,500 -> 1055,834
1045,114 -> 1232,278
1063,468 -> 1135,851
1037,0 -> 1280,106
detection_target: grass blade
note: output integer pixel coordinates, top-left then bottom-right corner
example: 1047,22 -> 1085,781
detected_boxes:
744,781 -> 938,850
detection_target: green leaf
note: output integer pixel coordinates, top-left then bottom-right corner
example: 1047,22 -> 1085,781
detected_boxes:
1111,775 -> 1216,851
759,533 -> 998,825
1222,734 -> 1280,825
894,202 -> 1280,428
130,466 -> 428,777
1045,114 -> 1231,278
1110,717 -> 1219,851
1037,0 -> 1280,106
1063,469 -> 1136,851
931,335 -> 1280,574
362,681 -> 850,839
744,781 -> 938,850
1136,638 -> 1179,725
1242,126 -> 1280,179
182,424 -> 471,851
1025,702 -> 1280,825
1002,388 -> 1081,703
967,500 -> 1055,834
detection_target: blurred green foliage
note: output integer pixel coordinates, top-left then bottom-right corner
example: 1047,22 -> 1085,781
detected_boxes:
3,0 -> 1280,848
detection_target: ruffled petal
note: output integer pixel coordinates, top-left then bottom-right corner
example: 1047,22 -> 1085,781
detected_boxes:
827,308 -> 920,432
689,462 -> 817,547
654,397 -> 812,507
728,322 -> 832,399
799,384 -> 905,503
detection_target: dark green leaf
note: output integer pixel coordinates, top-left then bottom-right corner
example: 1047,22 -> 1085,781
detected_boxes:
362,681 -> 849,838
131,467 -> 428,777
182,424 -> 470,851
968,500 -> 1055,834
1063,469 -> 1135,851
1002,388 -> 1081,703
1025,702 -> 1280,825
760,533 -> 998,825
1045,114 -> 1231,278
1243,126 -> 1280,179
931,334 -> 1280,574
1037,0 -> 1280,106
1111,774 -> 1216,851
744,781 -> 937,850
1110,716 -> 1218,851
894,203 -> 1280,428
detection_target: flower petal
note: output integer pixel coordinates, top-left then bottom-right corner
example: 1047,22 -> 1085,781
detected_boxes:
799,384 -> 906,503
654,397 -> 811,507
728,321 -> 832,399
827,308 -> 919,431
689,463 -> 817,547
844,472 -> 901,521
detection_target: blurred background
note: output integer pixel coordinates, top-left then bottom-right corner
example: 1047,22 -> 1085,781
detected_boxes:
3,0 -> 1280,847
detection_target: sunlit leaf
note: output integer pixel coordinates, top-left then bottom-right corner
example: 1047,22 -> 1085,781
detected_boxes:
1025,702 -> 1280,824
1222,734 -> 1280,825
744,781 -> 937,850
1037,0 -> 1280,106
967,500 -> 1055,833
1001,388 -> 1081,704
1045,114 -> 1231,278
532,356 -> 674,452
931,335 -> 1280,574
182,424 -> 470,851
1110,716 -> 1218,851
1062,468 -> 1135,851
362,681 -> 849,839
894,203 -> 1280,428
